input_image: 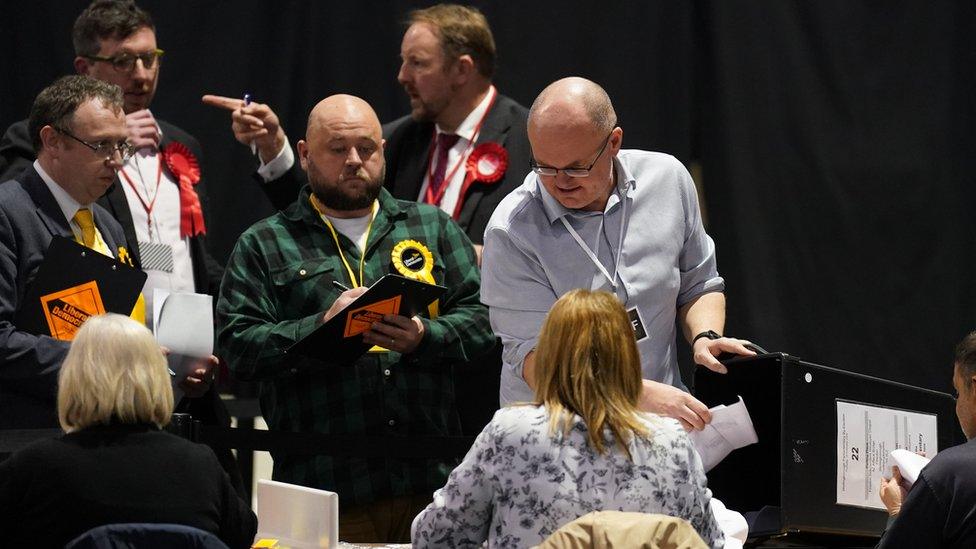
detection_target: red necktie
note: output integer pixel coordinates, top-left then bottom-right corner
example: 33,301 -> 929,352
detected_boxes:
428,133 -> 460,204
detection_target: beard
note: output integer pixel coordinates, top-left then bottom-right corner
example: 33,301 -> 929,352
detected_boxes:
410,100 -> 438,123
405,88 -> 448,123
308,160 -> 385,212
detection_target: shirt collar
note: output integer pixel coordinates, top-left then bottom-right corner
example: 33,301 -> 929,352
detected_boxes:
535,154 -> 637,224
436,85 -> 496,143
33,159 -> 86,223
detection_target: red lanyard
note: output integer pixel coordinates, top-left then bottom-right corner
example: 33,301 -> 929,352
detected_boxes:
424,87 -> 498,206
119,158 -> 163,238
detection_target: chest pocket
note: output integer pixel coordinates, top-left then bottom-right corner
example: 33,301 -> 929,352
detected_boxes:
269,259 -> 341,317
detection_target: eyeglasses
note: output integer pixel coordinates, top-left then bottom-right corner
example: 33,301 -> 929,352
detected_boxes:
56,127 -> 134,162
84,49 -> 165,73
530,132 -> 613,178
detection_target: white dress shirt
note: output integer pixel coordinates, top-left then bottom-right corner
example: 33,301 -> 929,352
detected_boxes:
417,85 -> 497,216
117,142 -> 195,328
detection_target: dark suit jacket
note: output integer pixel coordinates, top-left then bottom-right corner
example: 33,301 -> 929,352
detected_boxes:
0,166 -> 128,428
0,422 -> 256,548
0,118 -> 224,295
259,93 -> 530,245
383,92 -> 530,245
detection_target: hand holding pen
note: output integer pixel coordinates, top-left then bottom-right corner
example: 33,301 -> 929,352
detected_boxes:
201,92 -> 287,162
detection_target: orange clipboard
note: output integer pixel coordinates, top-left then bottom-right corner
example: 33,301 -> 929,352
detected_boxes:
15,236 -> 147,341
287,273 -> 446,363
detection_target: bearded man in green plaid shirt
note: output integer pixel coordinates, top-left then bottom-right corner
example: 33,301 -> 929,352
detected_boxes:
216,94 -> 493,542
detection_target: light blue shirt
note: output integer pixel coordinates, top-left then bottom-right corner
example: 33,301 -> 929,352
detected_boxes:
482,150 -> 724,405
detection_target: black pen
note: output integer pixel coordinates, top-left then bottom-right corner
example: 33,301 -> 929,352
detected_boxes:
332,280 -> 352,292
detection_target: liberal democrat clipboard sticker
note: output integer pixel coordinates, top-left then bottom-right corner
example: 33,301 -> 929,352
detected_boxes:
342,295 -> 401,337
40,280 -> 105,341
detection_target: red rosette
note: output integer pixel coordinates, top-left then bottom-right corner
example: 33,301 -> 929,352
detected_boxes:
162,141 -> 201,185
162,141 -> 206,237
452,142 -> 509,220
465,142 -> 508,184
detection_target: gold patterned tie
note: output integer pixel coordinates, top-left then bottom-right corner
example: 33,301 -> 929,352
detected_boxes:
73,208 -> 97,248
71,207 -> 147,325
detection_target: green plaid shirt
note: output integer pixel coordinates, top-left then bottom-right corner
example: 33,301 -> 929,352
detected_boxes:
216,186 -> 493,506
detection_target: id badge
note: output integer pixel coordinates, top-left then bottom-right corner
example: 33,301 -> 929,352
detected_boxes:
138,241 -> 174,273
627,306 -> 648,342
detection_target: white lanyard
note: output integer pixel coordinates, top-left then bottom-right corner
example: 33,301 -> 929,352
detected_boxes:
559,189 -> 628,291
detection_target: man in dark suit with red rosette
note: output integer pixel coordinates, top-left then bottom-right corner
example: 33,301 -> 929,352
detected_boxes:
0,0 -> 241,492
207,3 -> 529,434
382,4 -> 530,262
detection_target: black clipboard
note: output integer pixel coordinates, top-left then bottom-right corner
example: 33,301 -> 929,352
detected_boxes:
287,273 -> 447,363
15,236 -> 147,340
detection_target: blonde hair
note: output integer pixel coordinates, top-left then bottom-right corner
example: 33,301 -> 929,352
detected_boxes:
58,313 -> 173,432
534,290 -> 650,459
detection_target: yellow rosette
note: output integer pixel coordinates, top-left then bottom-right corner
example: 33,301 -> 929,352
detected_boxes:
391,239 -> 439,319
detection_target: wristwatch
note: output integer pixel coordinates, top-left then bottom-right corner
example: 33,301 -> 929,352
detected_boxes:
692,330 -> 721,344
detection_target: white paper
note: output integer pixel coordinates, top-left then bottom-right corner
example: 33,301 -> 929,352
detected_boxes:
710,498 -> 748,549
151,288 -> 170,335
154,291 -> 213,358
154,291 -> 214,403
689,396 -> 760,472
890,448 -> 931,487
835,400 -> 938,510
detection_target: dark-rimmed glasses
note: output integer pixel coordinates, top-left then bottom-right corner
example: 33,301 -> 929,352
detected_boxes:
84,49 -> 165,73
56,127 -> 134,162
530,131 -> 612,178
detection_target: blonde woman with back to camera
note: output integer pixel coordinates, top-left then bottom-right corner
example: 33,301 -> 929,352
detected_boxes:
0,313 -> 256,548
412,289 -> 723,548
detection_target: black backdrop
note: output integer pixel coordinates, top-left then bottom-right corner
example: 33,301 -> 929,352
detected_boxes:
2,1 -> 973,393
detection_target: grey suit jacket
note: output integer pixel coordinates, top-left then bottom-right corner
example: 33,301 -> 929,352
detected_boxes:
0,166 -> 128,428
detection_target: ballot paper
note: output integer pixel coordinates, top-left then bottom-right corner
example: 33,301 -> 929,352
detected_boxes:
688,396 -> 760,472
835,400 -> 938,510
890,448 -> 931,487
154,290 -> 214,402
154,290 -> 214,357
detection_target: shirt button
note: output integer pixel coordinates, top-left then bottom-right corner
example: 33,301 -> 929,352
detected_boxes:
388,419 -> 396,426
384,369 -> 391,376
299,269 -> 307,276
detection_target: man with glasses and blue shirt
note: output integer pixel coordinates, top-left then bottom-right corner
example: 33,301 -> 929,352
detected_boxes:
482,77 -> 755,430
0,75 -> 133,428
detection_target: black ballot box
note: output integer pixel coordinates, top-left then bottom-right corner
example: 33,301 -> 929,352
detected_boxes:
693,353 -> 963,539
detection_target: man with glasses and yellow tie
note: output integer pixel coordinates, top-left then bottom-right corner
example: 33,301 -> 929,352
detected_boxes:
482,77 -> 758,432
0,75 -> 134,428
0,0 -> 234,487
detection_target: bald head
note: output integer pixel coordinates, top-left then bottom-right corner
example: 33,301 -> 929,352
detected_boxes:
306,94 -> 382,143
526,78 -> 622,212
528,77 -> 617,136
298,94 -> 386,216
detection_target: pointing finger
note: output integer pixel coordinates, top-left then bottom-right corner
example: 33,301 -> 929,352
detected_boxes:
201,94 -> 244,111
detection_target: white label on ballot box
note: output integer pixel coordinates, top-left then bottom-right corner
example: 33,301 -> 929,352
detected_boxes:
835,400 -> 938,510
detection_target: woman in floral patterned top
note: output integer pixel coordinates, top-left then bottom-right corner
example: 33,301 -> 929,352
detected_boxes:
412,289 -> 724,548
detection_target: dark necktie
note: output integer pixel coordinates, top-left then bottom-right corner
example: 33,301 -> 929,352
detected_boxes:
428,132 -> 461,203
